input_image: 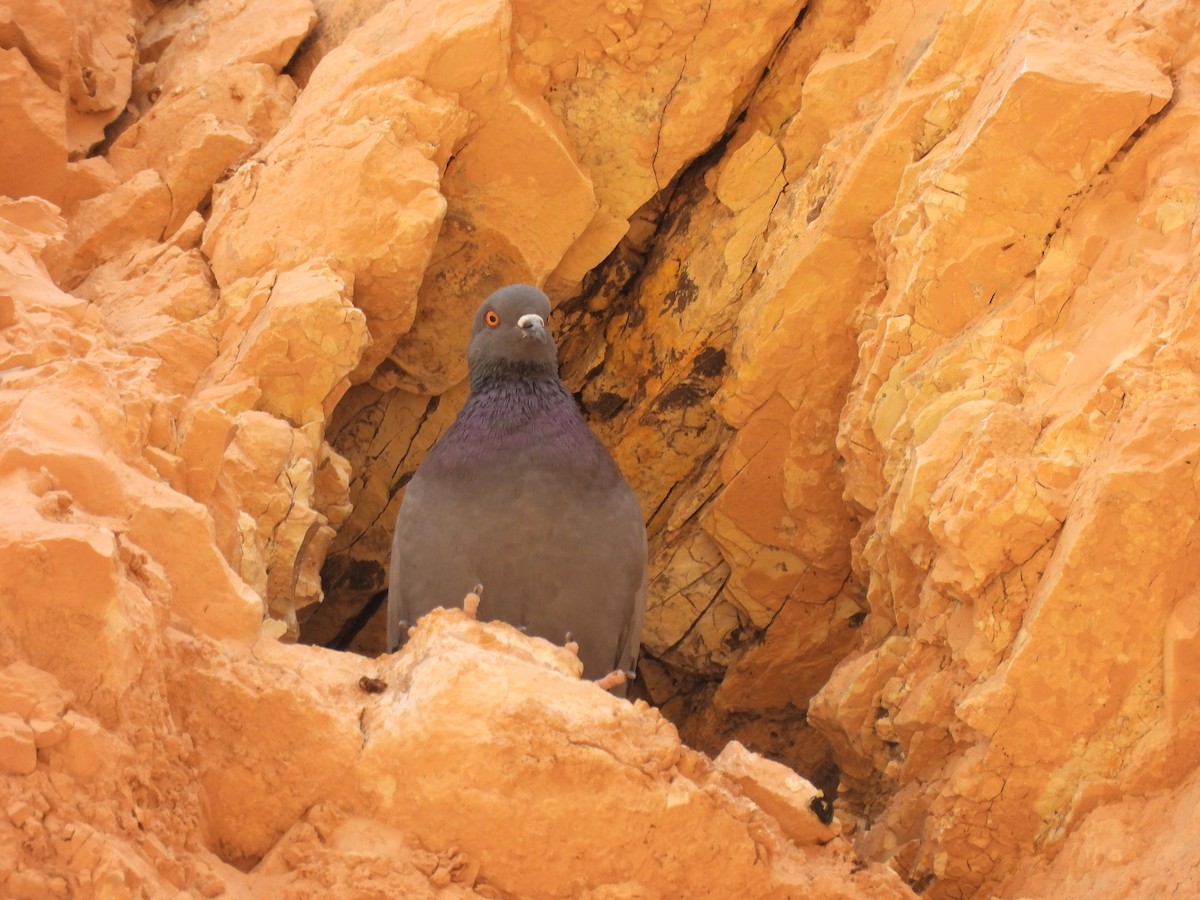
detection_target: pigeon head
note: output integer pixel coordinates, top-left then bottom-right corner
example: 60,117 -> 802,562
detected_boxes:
467,284 -> 558,389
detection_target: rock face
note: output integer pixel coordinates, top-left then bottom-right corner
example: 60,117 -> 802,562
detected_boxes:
2,0 -> 1200,897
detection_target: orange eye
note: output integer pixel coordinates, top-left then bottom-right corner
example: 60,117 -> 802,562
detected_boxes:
485,309 -> 500,327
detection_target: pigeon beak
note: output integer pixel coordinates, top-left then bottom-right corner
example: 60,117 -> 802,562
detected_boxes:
517,313 -> 549,343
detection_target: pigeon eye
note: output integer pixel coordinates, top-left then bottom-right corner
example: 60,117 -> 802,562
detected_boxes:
485,309 -> 501,327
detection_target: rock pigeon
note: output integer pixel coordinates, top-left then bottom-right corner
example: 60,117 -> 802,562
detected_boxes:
387,284 -> 647,684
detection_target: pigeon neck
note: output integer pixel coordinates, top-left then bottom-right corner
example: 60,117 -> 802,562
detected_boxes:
427,362 -> 619,479
468,359 -> 559,394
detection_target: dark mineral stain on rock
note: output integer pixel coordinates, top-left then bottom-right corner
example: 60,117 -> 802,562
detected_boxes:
690,346 -> 727,378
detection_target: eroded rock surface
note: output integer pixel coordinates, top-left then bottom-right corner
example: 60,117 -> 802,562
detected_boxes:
2,0 -> 1200,897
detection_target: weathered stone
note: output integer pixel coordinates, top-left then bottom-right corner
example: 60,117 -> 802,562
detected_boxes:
204,263 -> 368,427
803,5 -> 1198,896
207,409 -> 349,629
2,0 -> 1200,897
110,63 -> 298,232
0,0 -> 137,157
142,0 -> 315,100
715,739 -> 838,846
112,63 -> 295,172
202,77 -> 466,379
0,713 -> 37,775
127,480 -> 264,642
60,0 -> 137,153
0,662 -> 71,724
0,47 -> 67,203
64,169 -> 172,282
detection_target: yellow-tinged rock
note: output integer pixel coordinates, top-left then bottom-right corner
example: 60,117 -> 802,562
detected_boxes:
128,480 -> 264,642
0,47 -> 68,204
783,40 -> 898,177
885,33 -> 1172,341
143,0 -> 316,100
202,78 -> 466,379
4,0 -> 1200,896
715,739 -> 839,846
643,529 -> 730,660
0,713 -> 37,775
444,89 -> 598,281
64,170 -> 172,282
206,263 -> 369,426
110,63 -> 296,177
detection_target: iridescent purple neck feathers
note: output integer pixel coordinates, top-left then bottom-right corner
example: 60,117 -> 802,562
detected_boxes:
423,375 -> 619,480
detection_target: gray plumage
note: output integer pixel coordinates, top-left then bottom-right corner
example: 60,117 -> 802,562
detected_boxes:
387,284 -> 647,682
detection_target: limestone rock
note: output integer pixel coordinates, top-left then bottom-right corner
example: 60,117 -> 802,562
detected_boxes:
3,0 -> 1200,897
141,0 -> 315,101
715,739 -> 839,847
0,46 -> 68,204
170,609 -> 914,898
63,169 -> 173,281
60,0 -> 138,153
0,0 -> 136,192
0,714 -> 37,775
109,63 -> 298,233
110,62 -> 295,176
202,71 -> 467,379
202,263 -> 368,427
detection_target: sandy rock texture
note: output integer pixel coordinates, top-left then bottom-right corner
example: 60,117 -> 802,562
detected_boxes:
3,0 -> 1200,896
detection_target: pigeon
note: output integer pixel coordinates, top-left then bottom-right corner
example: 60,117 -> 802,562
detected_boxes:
387,284 -> 647,685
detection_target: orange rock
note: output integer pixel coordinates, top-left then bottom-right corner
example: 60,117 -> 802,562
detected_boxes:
208,409 -> 347,625
64,169 -> 172,282
4,0 -> 1200,896
1003,762 -> 1200,899
109,63 -> 298,231
0,715 -> 37,776
112,63 -> 295,171
169,608 -> 913,898
0,661 -> 72,725
0,479 -> 137,718
0,47 -> 68,204
806,4 -> 1200,896
79,241 -> 220,332
202,81 -> 465,379
0,0 -> 136,170
513,0 -> 803,226
60,0 -> 137,154
142,0 -> 315,100
128,480 -> 264,642
205,263 -> 368,426
715,739 -> 839,846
